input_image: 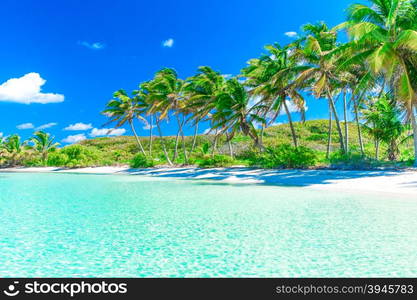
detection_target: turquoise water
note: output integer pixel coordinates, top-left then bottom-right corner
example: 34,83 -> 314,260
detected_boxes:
0,172 -> 417,277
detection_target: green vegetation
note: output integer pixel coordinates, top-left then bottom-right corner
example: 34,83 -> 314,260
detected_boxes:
1,0 -> 417,170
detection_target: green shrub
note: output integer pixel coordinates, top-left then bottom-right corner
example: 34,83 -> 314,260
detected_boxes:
47,152 -> 69,166
130,154 -> 155,168
197,154 -> 234,168
255,144 -> 318,169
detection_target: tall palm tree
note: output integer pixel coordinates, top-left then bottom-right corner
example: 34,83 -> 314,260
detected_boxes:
339,0 -> 417,165
184,66 -> 226,154
242,43 -> 307,148
30,131 -> 59,163
145,68 -> 186,162
3,134 -> 26,166
102,89 -> 147,156
211,78 -> 266,149
293,22 -> 346,153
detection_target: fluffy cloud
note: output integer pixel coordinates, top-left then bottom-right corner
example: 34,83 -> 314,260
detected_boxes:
64,122 -> 93,131
284,31 -> 298,38
62,134 -> 87,144
78,41 -> 105,50
90,128 -> 126,137
36,122 -> 57,130
17,123 -> 35,130
162,38 -> 174,48
0,73 -> 64,104
142,124 -> 155,130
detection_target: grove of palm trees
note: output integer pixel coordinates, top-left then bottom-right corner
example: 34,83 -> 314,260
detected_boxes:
2,0 -> 417,169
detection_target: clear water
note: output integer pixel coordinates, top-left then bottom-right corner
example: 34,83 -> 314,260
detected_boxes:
0,172 -> 416,277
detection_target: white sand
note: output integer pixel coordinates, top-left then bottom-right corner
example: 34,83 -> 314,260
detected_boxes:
1,166 -> 417,197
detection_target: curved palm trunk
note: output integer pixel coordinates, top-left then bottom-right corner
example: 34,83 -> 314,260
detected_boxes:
343,90 -> 349,153
411,108 -> 417,167
353,97 -> 365,157
149,115 -> 154,156
211,134 -> 219,158
260,124 -> 265,148
129,120 -> 147,156
156,119 -> 173,166
180,115 -> 188,164
190,122 -> 199,155
172,115 -> 183,161
327,90 -> 345,153
283,100 -> 298,148
326,104 -> 333,159
226,132 -> 234,158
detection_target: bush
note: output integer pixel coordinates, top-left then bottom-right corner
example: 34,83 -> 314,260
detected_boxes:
46,145 -> 101,168
130,154 -> 155,168
255,144 -> 318,169
197,154 -> 234,168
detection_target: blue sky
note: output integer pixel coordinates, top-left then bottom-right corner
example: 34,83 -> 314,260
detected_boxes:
0,0 -> 355,144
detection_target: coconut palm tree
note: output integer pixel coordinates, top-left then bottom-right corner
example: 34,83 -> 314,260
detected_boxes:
211,78 -> 266,149
242,43 -> 307,148
145,68 -> 186,162
2,134 -> 26,166
102,89 -> 147,156
293,22 -> 346,153
184,66 -> 226,155
339,0 -> 417,165
30,131 -> 59,164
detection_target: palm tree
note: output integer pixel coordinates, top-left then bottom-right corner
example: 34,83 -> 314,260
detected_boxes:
211,78 -> 266,149
184,66 -> 226,155
293,22 -> 346,153
145,68 -> 186,162
2,134 -> 26,166
242,43 -> 307,148
102,89 -> 147,156
339,0 -> 417,165
30,131 -> 59,164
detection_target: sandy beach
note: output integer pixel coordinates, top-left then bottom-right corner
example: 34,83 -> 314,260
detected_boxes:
1,166 -> 417,198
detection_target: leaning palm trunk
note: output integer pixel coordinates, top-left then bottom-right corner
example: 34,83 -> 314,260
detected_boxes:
260,124 -> 265,148
343,91 -> 349,153
149,115 -> 154,156
190,122 -> 199,155
411,108 -> 417,167
156,119 -> 173,166
326,104 -> 333,159
180,116 -> 188,164
283,100 -> 298,148
211,134 -> 219,158
327,90 -> 345,153
129,120 -> 147,156
353,97 -> 365,157
172,115 -> 184,161
226,133 -> 234,158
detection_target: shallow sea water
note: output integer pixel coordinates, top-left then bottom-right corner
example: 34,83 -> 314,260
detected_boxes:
0,172 -> 416,277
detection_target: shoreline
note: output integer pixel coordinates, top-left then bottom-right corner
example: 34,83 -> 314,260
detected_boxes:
1,166 -> 417,198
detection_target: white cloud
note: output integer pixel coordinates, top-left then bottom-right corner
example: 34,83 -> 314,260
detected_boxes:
142,124 -> 155,130
0,73 -> 64,104
62,134 -> 87,144
162,38 -> 174,48
17,123 -> 35,130
64,122 -> 93,131
0,132 -> 3,138
90,128 -> 126,137
78,41 -> 105,50
279,100 -> 308,116
36,122 -> 57,131
284,31 -> 298,38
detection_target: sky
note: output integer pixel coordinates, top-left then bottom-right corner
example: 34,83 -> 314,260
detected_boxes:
0,0 -> 357,144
